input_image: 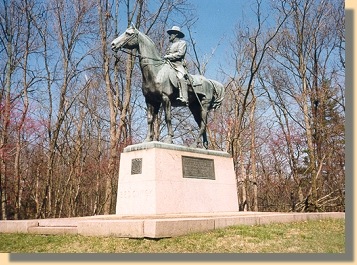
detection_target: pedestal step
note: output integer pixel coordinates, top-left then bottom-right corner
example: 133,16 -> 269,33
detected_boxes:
28,226 -> 78,235
0,212 -> 345,238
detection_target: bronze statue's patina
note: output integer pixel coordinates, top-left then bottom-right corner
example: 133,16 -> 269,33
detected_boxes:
111,25 -> 224,148
164,26 -> 189,105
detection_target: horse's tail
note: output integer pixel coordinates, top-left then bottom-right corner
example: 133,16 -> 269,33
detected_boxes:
208,79 -> 225,110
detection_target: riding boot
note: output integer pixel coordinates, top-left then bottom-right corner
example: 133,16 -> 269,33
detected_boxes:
177,79 -> 188,105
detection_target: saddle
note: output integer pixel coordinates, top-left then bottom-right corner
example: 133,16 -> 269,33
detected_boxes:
157,63 -> 196,87
157,62 -> 221,104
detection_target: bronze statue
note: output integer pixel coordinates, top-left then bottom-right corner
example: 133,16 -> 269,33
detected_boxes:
111,25 -> 224,149
164,26 -> 189,105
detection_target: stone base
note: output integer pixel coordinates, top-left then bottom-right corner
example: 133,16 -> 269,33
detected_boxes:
0,212 -> 345,238
116,142 -> 239,215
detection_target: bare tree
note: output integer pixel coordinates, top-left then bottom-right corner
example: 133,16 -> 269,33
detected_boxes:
217,0 -> 290,211
13,0 -> 37,220
264,0 -> 344,211
0,0 -> 16,220
0,0 -> 39,219
33,0 -> 98,218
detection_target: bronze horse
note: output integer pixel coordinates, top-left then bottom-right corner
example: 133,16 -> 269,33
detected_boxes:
111,26 -> 224,148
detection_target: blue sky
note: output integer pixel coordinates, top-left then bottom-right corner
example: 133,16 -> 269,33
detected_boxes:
117,0 -> 257,81
187,0 -> 251,80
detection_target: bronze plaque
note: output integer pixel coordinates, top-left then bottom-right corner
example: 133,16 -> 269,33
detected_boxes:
182,156 -> 215,180
131,158 -> 142,174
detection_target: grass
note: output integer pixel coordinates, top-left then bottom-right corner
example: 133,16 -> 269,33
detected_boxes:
0,218 -> 344,253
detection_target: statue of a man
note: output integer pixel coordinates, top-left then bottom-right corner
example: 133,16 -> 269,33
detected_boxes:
164,26 -> 189,105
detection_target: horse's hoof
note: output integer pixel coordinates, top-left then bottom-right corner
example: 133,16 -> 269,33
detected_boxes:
203,142 -> 209,149
164,137 -> 173,144
190,142 -> 198,148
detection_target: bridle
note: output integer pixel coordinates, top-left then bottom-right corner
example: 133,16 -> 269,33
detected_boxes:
117,30 -> 138,50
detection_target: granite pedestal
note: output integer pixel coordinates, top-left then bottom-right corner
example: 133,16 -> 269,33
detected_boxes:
116,141 -> 239,215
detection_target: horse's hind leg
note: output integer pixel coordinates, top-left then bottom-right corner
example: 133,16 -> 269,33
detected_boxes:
162,94 -> 173,144
202,130 -> 208,149
189,102 -> 209,149
200,106 -> 209,149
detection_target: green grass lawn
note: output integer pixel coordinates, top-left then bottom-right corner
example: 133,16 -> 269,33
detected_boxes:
0,218 -> 344,253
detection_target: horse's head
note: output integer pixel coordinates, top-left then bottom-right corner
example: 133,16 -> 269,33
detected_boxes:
111,26 -> 139,52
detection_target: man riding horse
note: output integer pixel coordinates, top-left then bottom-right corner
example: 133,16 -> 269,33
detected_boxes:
111,25 -> 225,148
164,26 -> 190,105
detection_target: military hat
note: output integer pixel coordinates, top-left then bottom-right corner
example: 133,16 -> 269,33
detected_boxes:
167,26 -> 185,38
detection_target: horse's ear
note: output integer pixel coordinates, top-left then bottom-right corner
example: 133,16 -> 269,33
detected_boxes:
130,23 -> 136,30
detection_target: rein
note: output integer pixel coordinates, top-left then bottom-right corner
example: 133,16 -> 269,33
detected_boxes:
114,48 -> 166,67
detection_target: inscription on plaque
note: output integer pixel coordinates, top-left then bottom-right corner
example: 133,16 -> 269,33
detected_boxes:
131,158 -> 142,175
182,156 -> 215,180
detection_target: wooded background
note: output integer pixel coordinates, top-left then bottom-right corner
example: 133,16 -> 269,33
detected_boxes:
0,0 -> 345,220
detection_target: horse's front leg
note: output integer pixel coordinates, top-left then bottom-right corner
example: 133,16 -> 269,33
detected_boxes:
145,101 -> 159,142
162,95 -> 173,144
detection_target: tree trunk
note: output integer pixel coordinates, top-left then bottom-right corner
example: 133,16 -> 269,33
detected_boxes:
98,0 -> 118,215
249,93 -> 258,211
1,21 -> 14,219
239,146 -> 248,211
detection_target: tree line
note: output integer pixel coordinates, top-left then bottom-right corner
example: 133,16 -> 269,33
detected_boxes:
0,0 -> 345,220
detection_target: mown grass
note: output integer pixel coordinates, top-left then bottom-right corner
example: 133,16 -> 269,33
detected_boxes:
0,218 -> 344,253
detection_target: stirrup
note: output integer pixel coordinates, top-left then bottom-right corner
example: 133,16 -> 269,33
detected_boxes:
177,97 -> 188,105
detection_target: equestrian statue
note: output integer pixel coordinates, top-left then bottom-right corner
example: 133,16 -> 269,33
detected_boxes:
111,25 -> 225,149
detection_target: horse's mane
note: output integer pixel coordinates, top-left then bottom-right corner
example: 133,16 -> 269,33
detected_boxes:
137,31 -> 162,59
